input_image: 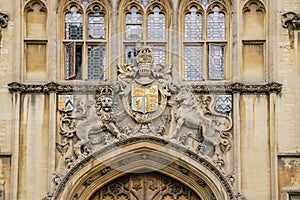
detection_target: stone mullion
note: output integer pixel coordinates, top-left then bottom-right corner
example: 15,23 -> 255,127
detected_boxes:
109,3 -> 119,83
10,92 -> 20,200
232,1 -> 239,82
171,2 -> 180,84
233,92 -> 241,192
269,92 -> 278,200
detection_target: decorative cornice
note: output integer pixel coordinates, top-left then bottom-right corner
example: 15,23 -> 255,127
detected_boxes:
281,12 -> 300,48
190,82 -> 282,94
278,153 -> 300,158
8,82 -> 282,94
8,82 -> 109,94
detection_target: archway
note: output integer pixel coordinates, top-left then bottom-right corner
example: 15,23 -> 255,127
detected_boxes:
55,137 -> 234,200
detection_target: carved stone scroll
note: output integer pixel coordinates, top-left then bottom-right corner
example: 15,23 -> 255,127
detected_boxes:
0,12 -> 8,47
282,12 -> 300,48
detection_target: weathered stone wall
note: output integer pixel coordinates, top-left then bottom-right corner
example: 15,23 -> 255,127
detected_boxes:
276,1 -> 300,199
0,0 -> 299,200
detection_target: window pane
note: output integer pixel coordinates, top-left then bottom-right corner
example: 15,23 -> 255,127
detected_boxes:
125,45 -> 138,67
152,45 -> 166,66
147,7 -> 165,40
65,43 -> 75,79
208,44 -> 224,79
207,6 -> 225,40
184,46 -> 203,81
88,6 -> 105,39
126,7 -> 142,40
185,7 -> 202,40
65,6 -> 83,40
65,43 -> 82,80
88,45 -> 106,80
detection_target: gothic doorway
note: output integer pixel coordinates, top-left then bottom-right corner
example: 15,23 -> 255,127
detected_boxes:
89,172 -> 201,200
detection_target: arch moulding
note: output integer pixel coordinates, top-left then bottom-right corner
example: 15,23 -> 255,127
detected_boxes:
54,137 -> 236,200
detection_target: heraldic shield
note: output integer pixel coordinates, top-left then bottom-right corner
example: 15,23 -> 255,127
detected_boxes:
131,83 -> 158,114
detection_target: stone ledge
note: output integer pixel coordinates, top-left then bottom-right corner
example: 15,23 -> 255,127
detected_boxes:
7,81 -> 283,94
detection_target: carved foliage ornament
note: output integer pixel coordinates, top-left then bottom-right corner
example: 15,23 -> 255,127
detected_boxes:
282,12 -> 300,48
7,81 -> 282,94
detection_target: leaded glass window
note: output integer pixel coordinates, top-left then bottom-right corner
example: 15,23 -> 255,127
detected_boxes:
126,7 -> 143,40
208,44 -> 224,79
88,45 -> 106,80
147,6 -> 165,40
65,42 -> 75,79
123,3 -> 168,66
207,6 -> 225,40
63,3 -> 107,81
184,46 -> 203,81
185,7 -> 202,40
183,3 -> 228,81
152,45 -> 166,66
64,42 -> 82,80
65,6 -> 83,40
88,6 -> 105,39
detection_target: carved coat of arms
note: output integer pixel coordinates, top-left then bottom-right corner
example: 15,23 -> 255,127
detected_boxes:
131,83 -> 158,113
118,45 -> 172,124
58,95 -> 74,112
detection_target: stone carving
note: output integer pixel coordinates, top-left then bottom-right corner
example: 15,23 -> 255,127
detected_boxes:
235,192 -> 247,200
171,87 -> 206,154
171,87 -> 232,160
117,45 -> 173,125
20,44 -> 248,200
46,136 -> 247,200
0,12 -> 8,47
7,81 -> 282,94
282,12 -> 300,48
44,46 -> 237,184
95,86 -> 125,140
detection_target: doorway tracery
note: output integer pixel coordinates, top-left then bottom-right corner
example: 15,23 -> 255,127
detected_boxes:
89,172 -> 202,200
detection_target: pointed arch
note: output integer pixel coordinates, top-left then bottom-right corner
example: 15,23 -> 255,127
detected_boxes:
54,137 -> 235,200
242,0 -> 266,39
24,0 -> 47,38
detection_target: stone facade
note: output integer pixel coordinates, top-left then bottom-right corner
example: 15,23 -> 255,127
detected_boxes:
0,0 -> 299,200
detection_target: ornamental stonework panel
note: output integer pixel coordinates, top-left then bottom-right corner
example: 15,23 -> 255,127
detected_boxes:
37,44 -> 253,200
54,46 -> 234,179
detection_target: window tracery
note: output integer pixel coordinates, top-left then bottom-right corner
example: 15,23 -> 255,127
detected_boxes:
121,0 -> 169,67
62,0 -> 108,81
181,0 -> 229,81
